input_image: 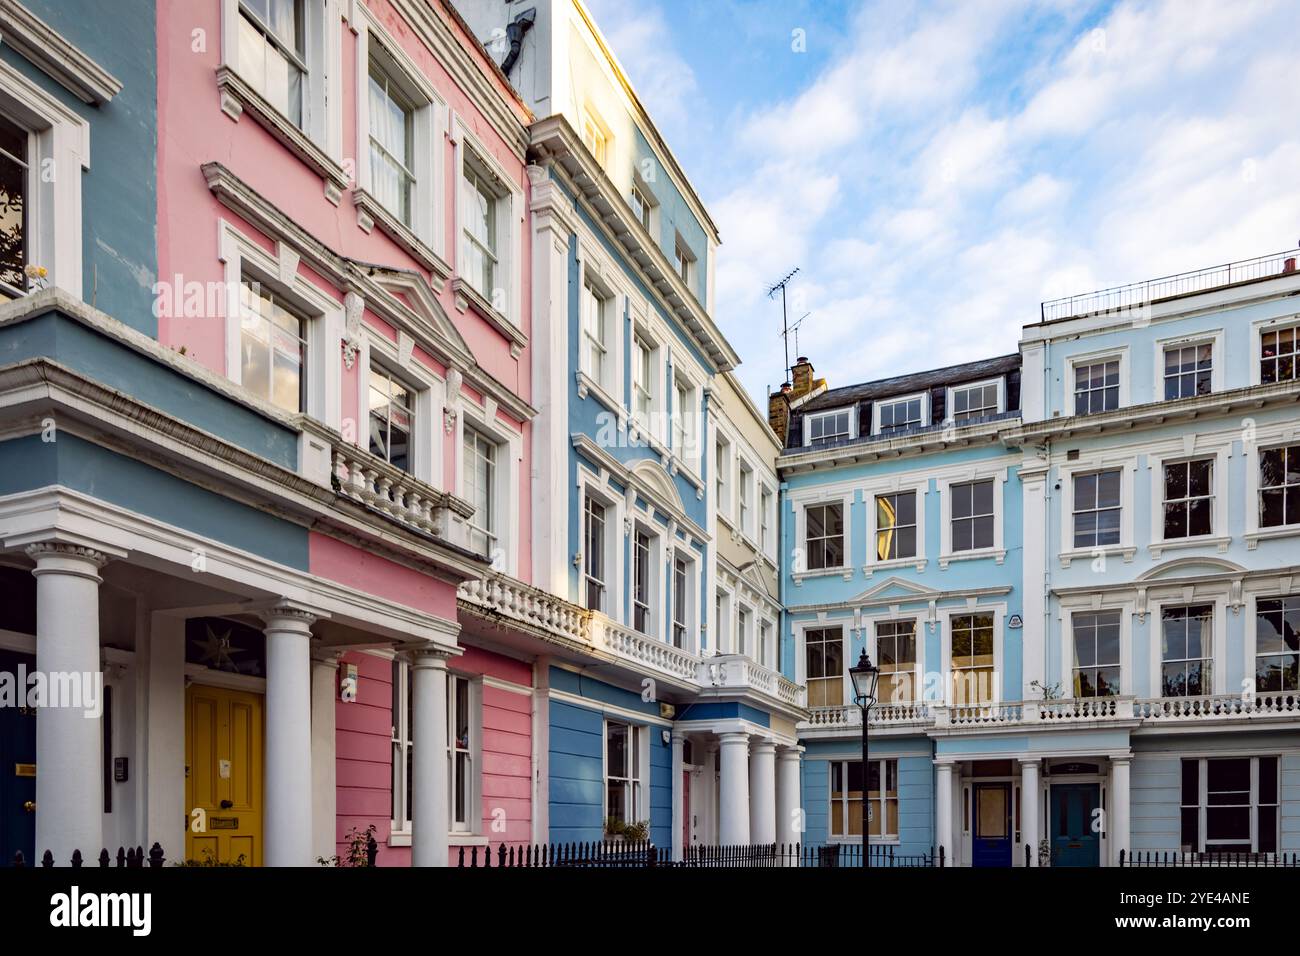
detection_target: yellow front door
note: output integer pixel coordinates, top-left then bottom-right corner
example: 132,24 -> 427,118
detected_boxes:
185,683 -> 264,866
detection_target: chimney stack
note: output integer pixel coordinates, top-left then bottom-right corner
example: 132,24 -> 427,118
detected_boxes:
791,356 -> 815,400
768,382 -> 792,444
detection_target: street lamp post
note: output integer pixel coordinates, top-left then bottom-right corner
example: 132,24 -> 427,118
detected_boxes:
849,648 -> 879,869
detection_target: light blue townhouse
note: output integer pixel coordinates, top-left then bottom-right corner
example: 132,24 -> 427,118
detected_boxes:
457,0 -> 806,856
1009,250 -> 1300,866
772,353 -> 1027,866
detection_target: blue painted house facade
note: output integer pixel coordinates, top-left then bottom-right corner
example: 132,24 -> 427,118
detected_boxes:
774,250 -> 1300,866
457,0 -> 805,856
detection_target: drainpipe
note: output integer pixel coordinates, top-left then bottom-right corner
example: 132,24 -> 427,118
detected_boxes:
501,7 -> 536,77
1042,338 -> 1052,696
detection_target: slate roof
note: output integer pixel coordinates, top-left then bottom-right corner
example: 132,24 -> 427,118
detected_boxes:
800,353 -> 1022,413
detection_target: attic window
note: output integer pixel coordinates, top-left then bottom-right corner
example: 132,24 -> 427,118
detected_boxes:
806,408 -> 852,447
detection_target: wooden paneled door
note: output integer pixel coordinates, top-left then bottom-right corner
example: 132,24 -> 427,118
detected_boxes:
185,684 -> 264,866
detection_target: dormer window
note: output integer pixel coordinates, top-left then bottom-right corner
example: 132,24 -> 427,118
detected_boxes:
875,395 -> 923,435
806,408 -> 853,447
950,380 -> 1000,423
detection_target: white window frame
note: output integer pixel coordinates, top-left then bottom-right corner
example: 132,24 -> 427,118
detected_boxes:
1252,316 -> 1300,387
446,671 -> 482,835
630,174 -> 657,236
1150,449 -> 1229,555
1180,755 -> 1280,854
1245,423 -> 1300,546
353,16 -> 445,260
1065,608 -> 1126,699
758,618 -> 774,671
670,363 -> 701,476
218,219 -> 342,427
737,458 -> 756,541
805,407 -> 856,447
1064,347 -> 1129,417
870,614 -> 923,706
602,719 -> 647,828
218,0 -> 343,165
575,242 -> 625,415
798,620 -> 850,708
1247,592 -> 1300,695
454,123 -> 523,331
455,397 -> 521,574
0,59 -> 89,299
714,433 -> 732,524
714,588 -> 732,657
792,491 -> 855,582
937,470 -> 1006,567
1149,597 -> 1225,698
390,655 -> 413,838
362,329 -> 443,485
1070,467 -> 1124,550
578,471 -> 624,617
673,234 -> 694,286
759,482 -> 776,561
940,604 -> 1005,706
873,392 -> 926,435
1156,330 -> 1222,402
630,517 -> 662,638
946,378 -> 1003,424
630,327 -> 662,441
736,603 -> 752,659
670,546 -> 697,652
867,481 -> 927,573
582,107 -> 609,167
1056,457 -> 1137,567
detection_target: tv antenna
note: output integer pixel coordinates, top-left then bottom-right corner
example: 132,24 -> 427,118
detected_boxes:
787,311 -> 813,361
766,267 -> 800,382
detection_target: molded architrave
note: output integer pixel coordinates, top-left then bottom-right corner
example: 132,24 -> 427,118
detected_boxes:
0,0 -> 122,104
202,161 -> 536,424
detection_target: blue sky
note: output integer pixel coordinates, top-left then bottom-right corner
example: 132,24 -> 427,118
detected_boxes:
583,0 -> 1300,405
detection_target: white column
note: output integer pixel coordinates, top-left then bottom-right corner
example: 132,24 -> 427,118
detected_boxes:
749,739 -> 777,845
261,601 -> 318,867
671,733 -> 685,861
718,732 -> 751,845
145,611 -> 185,854
310,654 -> 340,863
775,745 -> 803,849
28,542 -> 108,864
1111,755 -> 1131,867
411,648 -> 452,867
935,760 -> 955,866
1020,758 -> 1040,867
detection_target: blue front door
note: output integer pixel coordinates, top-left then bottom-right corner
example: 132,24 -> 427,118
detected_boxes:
1051,783 -> 1101,867
972,783 -> 1012,867
0,650 -> 37,865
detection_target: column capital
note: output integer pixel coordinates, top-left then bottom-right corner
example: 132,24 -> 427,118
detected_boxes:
25,540 -> 113,582
1018,757 -> 1042,768
750,738 -> 778,755
1110,754 -> 1133,767
777,744 -> 805,759
258,599 -> 327,631
718,731 -> 750,747
409,644 -> 458,669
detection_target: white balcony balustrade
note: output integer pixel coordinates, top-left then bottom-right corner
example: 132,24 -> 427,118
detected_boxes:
458,574 -> 590,645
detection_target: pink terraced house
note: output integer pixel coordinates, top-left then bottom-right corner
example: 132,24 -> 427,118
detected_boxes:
154,0 -> 557,866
